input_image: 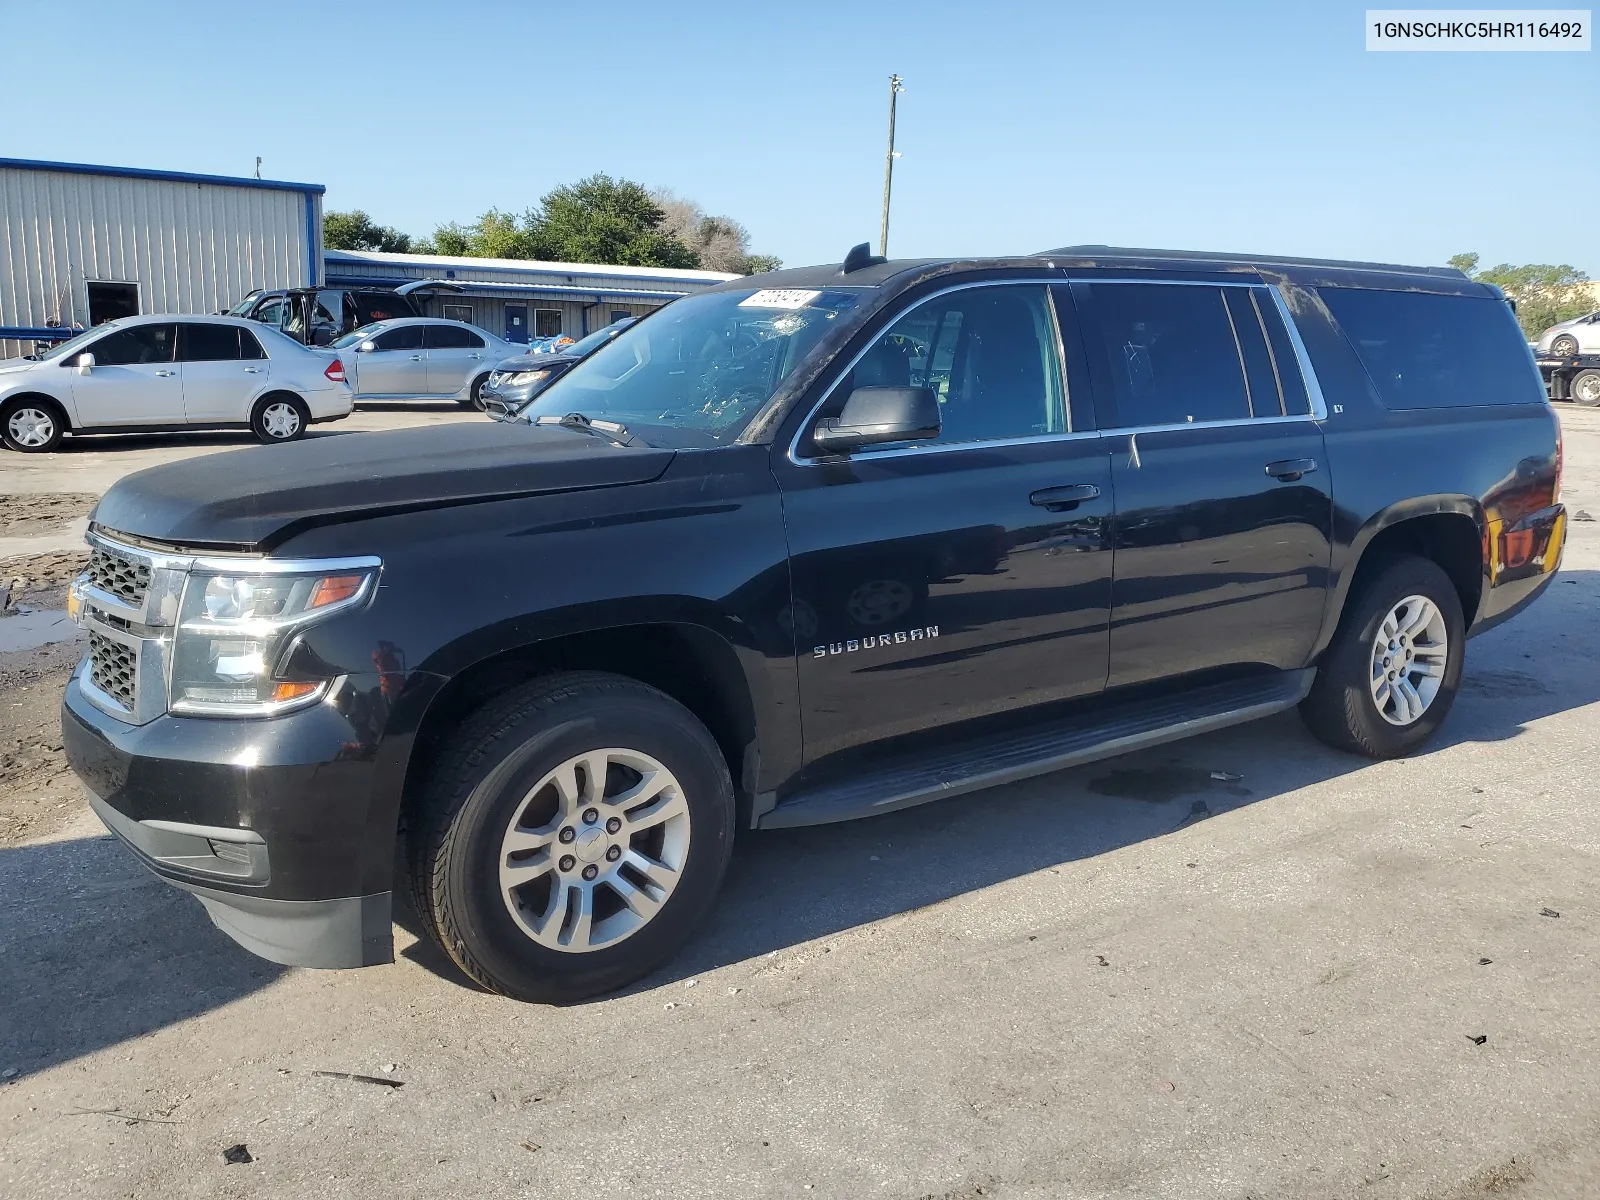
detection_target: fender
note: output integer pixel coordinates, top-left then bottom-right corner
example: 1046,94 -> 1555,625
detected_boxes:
1309,493 -> 1486,661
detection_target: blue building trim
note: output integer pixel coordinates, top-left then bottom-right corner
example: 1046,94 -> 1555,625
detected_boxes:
304,194 -> 320,287
0,157 -> 325,196
0,325 -> 82,342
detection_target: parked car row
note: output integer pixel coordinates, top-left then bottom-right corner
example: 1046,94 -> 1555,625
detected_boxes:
0,308 -> 642,451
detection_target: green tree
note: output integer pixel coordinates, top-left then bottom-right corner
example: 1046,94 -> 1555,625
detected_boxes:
323,209 -> 413,253
425,176 -> 699,268
1449,252 -> 1592,338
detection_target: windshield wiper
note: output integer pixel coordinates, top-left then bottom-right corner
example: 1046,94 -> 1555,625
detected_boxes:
533,411 -> 637,447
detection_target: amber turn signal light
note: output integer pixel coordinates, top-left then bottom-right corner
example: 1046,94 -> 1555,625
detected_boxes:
308,574 -> 367,610
270,681 -> 322,703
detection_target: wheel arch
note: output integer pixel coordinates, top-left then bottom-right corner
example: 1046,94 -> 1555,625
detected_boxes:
1317,498 -> 1486,657
390,618 -> 764,852
1,389 -> 74,431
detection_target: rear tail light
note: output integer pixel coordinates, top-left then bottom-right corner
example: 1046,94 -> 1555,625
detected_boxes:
324,358 -> 345,383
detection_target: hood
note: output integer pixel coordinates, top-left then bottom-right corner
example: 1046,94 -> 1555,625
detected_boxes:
493,351 -> 583,372
0,358 -> 42,375
92,421 -> 676,551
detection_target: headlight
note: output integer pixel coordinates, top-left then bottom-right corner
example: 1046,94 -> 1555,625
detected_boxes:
510,369 -> 552,387
169,566 -> 377,716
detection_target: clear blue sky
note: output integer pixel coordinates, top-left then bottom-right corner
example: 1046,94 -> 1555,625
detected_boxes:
10,1 -> 1596,272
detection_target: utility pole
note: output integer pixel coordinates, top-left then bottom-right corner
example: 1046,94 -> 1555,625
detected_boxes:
878,74 -> 903,258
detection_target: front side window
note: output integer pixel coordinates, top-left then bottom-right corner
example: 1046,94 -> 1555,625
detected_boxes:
811,284 -> 1067,450
90,323 -> 176,366
373,325 -> 424,352
526,286 -> 868,446
179,323 -> 242,362
1079,283 -> 1253,428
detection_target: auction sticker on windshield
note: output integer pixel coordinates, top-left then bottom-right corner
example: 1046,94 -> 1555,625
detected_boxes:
738,289 -> 823,309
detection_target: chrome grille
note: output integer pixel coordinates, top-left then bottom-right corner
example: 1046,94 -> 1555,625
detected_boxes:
87,547 -> 151,607
88,632 -> 138,711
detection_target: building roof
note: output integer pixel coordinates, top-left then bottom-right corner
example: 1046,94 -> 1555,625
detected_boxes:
0,157 -> 324,195
323,248 -> 738,285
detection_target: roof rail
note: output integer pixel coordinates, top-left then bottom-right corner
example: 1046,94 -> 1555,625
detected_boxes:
1037,245 -> 1466,279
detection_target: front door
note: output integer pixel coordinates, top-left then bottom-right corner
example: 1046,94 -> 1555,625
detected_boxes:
776,282 -> 1114,764
505,305 -> 529,344
177,322 -> 266,423
1066,279 -> 1333,688
67,322 -> 182,427
355,324 -> 426,396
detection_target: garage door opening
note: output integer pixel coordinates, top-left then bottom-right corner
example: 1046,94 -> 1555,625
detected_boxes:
87,281 -> 139,325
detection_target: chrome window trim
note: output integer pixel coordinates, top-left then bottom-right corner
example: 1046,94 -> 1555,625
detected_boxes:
787,276 -> 1334,466
1265,285 -> 1331,421
787,276 -> 1071,467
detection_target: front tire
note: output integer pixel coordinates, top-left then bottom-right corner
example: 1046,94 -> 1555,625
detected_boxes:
1300,554 -> 1465,759
463,373 -> 491,410
251,394 -> 309,444
408,672 -> 735,1003
1551,334 -> 1580,359
1,398 -> 66,452
1569,368 -> 1600,407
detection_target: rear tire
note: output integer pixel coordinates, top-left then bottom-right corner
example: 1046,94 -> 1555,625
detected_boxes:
1551,335 -> 1580,359
1300,554 -> 1465,759
1,397 -> 65,452
1569,368 -> 1600,407
463,373 -> 491,410
251,394 -> 309,444
407,671 -> 735,1003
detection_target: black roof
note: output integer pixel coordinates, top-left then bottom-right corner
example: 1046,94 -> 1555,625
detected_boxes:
711,245 -> 1468,294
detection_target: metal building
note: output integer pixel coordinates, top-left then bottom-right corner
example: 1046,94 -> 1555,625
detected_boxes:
0,157 -> 323,357
323,249 -> 736,344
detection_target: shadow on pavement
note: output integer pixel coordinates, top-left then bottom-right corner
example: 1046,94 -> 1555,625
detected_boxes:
0,833 -> 283,1079
8,573 -> 1595,1047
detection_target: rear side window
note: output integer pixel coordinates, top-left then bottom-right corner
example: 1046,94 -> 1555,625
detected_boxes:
91,323 -> 176,366
1078,283 -> 1251,427
179,323 -> 242,362
425,324 -> 482,349
239,329 -> 266,360
373,325 -> 424,351
1320,287 -> 1544,409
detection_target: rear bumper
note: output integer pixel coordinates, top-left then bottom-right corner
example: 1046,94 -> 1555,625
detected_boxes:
1473,502 -> 1566,637
60,665 -> 417,968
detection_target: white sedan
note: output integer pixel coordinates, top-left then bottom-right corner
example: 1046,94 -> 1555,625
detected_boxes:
327,318 -> 521,408
0,315 -> 352,453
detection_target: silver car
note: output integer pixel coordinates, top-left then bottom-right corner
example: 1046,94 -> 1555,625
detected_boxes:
1535,310 -> 1600,358
328,318 -> 521,408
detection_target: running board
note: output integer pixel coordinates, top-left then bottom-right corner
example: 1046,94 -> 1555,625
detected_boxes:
758,669 -> 1316,830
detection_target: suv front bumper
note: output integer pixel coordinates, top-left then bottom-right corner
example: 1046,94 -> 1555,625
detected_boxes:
61,665 -> 414,968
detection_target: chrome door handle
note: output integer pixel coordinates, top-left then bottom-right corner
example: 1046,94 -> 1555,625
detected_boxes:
1030,484 -> 1101,511
409,354 -> 423,361
1265,458 -> 1317,481
243,366 -> 261,374
467,353 -> 482,359
154,369 -> 176,377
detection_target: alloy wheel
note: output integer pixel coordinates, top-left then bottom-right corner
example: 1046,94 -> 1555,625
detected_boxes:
1369,594 -> 1449,726
6,407 -> 56,449
497,747 -> 691,953
261,402 -> 301,439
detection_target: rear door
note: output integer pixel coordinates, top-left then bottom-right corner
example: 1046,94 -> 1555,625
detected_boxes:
1066,278 -> 1333,688
775,280 -> 1115,763
354,324 -> 425,396
423,323 -> 489,395
67,323 -> 182,428
177,323 -> 264,422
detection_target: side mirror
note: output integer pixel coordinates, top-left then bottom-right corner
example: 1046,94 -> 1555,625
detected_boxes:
74,353 -> 95,375
811,386 -> 940,454
359,340 -> 378,353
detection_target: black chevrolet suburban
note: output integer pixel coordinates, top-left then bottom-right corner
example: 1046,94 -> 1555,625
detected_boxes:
62,245 -> 1567,1002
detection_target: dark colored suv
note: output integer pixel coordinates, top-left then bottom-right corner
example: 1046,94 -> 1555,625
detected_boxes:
62,245 -> 1565,1002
